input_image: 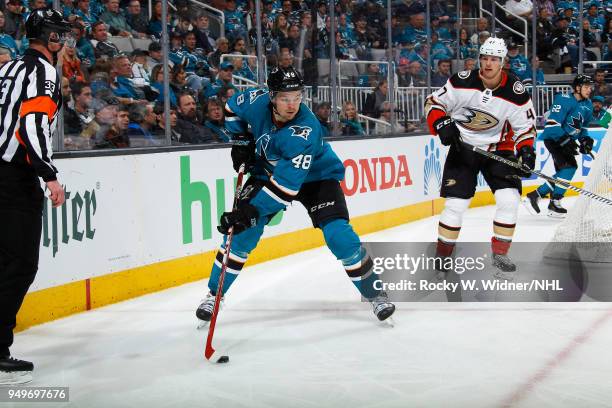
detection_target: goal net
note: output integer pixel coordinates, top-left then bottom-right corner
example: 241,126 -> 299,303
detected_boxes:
545,125 -> 612,263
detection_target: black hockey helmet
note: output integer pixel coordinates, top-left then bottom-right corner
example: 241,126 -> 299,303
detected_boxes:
572,74 -> 594,89
26,8 -> 72,44
267,66 -> 304,94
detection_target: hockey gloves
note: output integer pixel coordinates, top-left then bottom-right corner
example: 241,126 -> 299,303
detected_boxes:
516,145 -> 536,178
433,116 -> 461,150
558,135 -> 579,156
217,203 -> 259,235
578,136 -> 594,155
231,133 -> 256,173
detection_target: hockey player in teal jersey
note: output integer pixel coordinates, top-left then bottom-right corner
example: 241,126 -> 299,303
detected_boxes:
523,74 -> 594,218
196,66 -> 395,323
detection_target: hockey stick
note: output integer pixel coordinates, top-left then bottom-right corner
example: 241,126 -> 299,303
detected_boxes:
462,142 -> 612,206
204,163 -> 247,364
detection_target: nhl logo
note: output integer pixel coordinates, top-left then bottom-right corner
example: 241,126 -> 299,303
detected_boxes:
458,70 -> 471,79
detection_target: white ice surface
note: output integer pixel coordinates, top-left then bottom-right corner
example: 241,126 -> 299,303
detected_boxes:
6,198 -> 612,408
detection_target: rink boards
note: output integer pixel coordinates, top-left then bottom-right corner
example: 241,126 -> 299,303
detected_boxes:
17,128 -> 607,330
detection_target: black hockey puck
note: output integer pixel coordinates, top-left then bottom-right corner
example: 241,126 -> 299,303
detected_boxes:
217,355 -> 229,364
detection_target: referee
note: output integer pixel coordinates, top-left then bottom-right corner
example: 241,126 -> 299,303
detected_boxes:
0,9 -> 71,385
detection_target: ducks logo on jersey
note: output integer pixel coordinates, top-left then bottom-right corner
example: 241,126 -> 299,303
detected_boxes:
455,107 -> 499,131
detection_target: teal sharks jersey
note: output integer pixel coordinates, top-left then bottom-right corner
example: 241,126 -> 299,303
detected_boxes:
225,88 -> 346,217
541,93 -> 593,141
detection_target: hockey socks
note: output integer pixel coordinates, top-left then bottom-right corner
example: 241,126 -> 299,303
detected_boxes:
321,219 -> 381,299
208,247 -> 247,296
536,167 -> 577,198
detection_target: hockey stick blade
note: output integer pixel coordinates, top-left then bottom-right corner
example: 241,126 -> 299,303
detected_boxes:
463,142 -> 612,207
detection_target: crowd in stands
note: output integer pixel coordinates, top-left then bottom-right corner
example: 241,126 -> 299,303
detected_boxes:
0,0 -> 609,148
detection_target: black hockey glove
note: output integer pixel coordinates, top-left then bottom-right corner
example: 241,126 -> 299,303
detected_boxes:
516,145 -> 536,178
231,133 -> 256,173
217,203 -> 259,235
433,116 -> 461,150
578,136 -> 594,155
558,135 -> 579,156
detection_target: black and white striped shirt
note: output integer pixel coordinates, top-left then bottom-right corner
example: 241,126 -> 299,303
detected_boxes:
0,48 -> 62,182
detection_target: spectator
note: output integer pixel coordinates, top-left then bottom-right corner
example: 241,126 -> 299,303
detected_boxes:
507,43 -> 532,82
231,36 -> 247,55
591,95 -> 606,124
581,19 -> 598,48
430,32 -> 454,66
278,50 -> 293,70
216,84 -> 236,104
463,58 -> 476,71
536,7 -> 554,60
338,13 -> 356,48
146,42 -> 172,75
72,20 -> 96,70
457,28 -> 478,59
340,101 -> 365,136
432,59 -> 452,88
358,63 -> 382,87
272,13 -> 289,44
64,82 -> 94,136
0,45 -> 11,66
232,55 -> 256,81
175,93 -> 215,144
99,0 -> 132,37
401,13 -> 427,46
594,69 -> 612,103
586,3 -> 605,33
208,36 -> 229,69
81,90 -> 120,146
90,21 -> 120,59
0,11 -> 19,58
602,18 -> 612,44
151,102 -> 181,142
524,56 -> 546,86
316,0 -> 326,29
148,0 -> 166,39
125,0 -> 149,38
131,49 -> 150,86
405,61 -> 427,87
224,0 -> 247,41
470,17 -> 489,45
61,77 -> 72,106
110,54 -> 147,105
430,16 -> 452,41
281,0 -> 299,26
62,39 -> 87,83
127,103 -> 157,145
74,0 -> 97,31
396,58 -> 412,87
315,101 -> 332,136
93,103 -> 131,149
149,64 -> 177,106
374,101 -> 416,134
363,78 -> 388,117
3,0 -> 25,40
194,13 -> 216,54
203,61 -> 238,99
203,98 -> 230,142
353,14 -> 380,59
170,64 -> 189,95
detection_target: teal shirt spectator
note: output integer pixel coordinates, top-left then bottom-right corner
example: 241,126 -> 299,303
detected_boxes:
76,36 -> 96,68
340,119 -> 366,136
203,78 -> 239,99
508,53 -> 532,82
0,34 -> 18,58
204,120 -> 231,142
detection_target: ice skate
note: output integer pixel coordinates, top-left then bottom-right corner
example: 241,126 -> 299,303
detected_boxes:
196,292 -> 223,329
522,190 -> 541,215
0,356 -> 33,385
547,198 -> 567,218
492,253 -> 516,280
370,291 -> 395,322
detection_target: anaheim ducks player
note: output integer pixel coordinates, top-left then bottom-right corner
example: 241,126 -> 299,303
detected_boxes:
424,37 -> 537,277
